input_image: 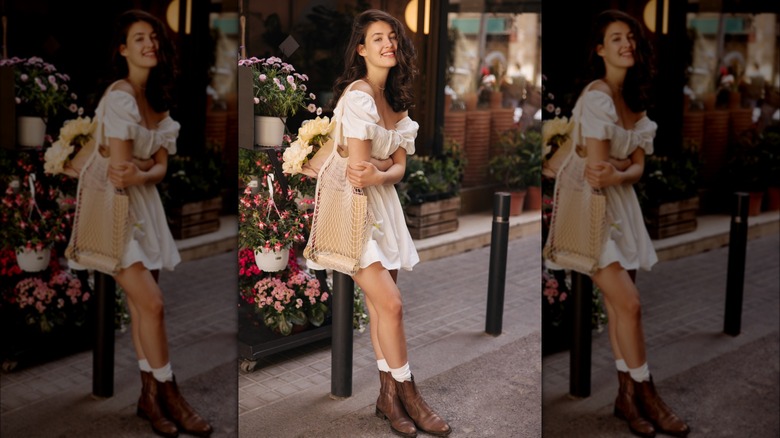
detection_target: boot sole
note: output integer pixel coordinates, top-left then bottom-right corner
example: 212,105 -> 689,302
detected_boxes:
375,407 -> 417,437
137,407 -> 179,438
614,407 -> 656,438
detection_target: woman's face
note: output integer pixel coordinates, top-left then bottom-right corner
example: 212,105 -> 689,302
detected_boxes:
120,21 -> 159,70
597,20 -> 636,70
358,20 -> 398,70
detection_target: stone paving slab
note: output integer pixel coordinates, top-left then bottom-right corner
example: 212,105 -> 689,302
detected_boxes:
543,234 -> 780,436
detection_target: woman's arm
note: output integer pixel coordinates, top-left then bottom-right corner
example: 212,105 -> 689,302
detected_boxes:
346,138 -> 407,188
585,137 -> 645,188
108,137 -> 169,188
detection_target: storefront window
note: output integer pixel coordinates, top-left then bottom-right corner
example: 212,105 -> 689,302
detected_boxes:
445,4 -> 541,125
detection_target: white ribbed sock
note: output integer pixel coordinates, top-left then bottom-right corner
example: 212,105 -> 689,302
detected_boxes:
377,359 -> 391,372
629,362 -> 650,382
138,359 -> 153,373
151,363 -> 174,383
389,362 -> 412,382
615,359 -> 629,373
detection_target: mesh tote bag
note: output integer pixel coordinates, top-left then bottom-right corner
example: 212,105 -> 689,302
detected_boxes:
65,97 -> 132,275
303,86 -> 374,276
542,93 -> 608,275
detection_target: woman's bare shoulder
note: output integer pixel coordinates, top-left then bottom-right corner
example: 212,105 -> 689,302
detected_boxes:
349,80 -> 375,99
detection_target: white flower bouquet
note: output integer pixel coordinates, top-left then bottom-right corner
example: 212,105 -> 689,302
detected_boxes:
282,116 -> 335,176
43,116 -> 96,177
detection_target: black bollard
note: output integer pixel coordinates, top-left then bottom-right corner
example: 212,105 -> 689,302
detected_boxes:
92,272 -> 116,398
330,272 -> 354,398
724,192 -> 750,336
569,271 -> 592,398
486,192 -> 511,336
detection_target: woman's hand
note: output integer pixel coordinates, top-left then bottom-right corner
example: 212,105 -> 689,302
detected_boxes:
371,157 -> 394,172
585,161 -> 621,189
133,157 -> 155,172
108,161 -> 144,188
347,161 -> 383,188
607,157 -> 632,172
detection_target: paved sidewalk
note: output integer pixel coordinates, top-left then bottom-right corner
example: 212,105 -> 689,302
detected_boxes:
238,233 -> 543,437
543,233 -> 780,437
0,249 -> 239,438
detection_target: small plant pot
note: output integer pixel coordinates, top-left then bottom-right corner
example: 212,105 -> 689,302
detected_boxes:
509,190 -> 526,216
15,247 -> 51,272
254,116 -> 287,147
254,247 -> 290,272
17,116 -> 47,147
748,191 -> 763,216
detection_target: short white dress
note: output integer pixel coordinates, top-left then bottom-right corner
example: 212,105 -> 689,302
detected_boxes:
75,89 -> 182,272
559,88 -> 658,271
307,87 -> 420,272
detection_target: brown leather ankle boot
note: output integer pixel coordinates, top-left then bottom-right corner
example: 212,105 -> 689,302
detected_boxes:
376,371 -> 417,437
137,371 -> 179,438
158,376 -> 213,437
394,374 -> 451,436
614,371 -> 655,437
634,376 -> 690,437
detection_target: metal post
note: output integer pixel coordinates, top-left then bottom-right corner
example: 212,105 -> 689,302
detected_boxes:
92,272 -> 115,398
486,192 -> 510,336
724,192 -> 749,336
330,272 -> 354,398
570,271 -> 592,398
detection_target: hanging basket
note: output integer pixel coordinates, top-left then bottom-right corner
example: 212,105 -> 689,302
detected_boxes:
15,247 -> 51,272
17,116 -> 47,147
254,116 -> 287,147
254,246 -> 290,272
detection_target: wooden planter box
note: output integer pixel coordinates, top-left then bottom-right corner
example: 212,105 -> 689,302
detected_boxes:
644,196 -> 699,239
167,196 -> 222,239
405,196 -> 460,239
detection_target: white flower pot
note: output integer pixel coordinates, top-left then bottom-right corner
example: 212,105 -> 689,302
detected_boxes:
254,247 -> 290,272
254,116 -> 287,147
16,247 -> 51,272
17,116 -> 47,147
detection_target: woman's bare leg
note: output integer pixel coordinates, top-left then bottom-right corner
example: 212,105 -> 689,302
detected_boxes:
114,263 -> 169,368
604,269 -> 636,362
353,263 -> 407,368
592,263 -> 646,368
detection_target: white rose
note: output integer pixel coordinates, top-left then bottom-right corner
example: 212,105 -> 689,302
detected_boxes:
282,139 -> 313,175
44,139 -> 74,175
59,116 -> 95,145
542,116 -> 574,146
298,116 -> 334,144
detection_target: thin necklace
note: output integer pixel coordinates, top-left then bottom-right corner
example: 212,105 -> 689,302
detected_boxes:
364,76 -> 385,91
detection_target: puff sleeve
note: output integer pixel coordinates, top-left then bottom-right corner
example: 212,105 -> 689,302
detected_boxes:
340,91 -> 409,160
100,91 -> 180,158
577,90 -> 656,159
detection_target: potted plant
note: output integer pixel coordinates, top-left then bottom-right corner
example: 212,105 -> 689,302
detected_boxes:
488,125 -> 537,216
636,139 -> 702,238
757,122 -> 780,211
519,126 -> 543,210
159,141 -> 224,239
238,159 -> 311,272
239,56 -> 319,146
396,137 -> 466,239
0,57 -> 82,147
1,174 -> 72,272
724,129 -> 770,216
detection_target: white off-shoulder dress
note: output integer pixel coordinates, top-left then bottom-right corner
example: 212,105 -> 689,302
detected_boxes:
307,86 -> 420,272
554,88 -> 659,271
72,89 -> 182,272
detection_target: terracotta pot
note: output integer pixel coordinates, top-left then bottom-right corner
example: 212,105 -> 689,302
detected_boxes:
765,187 -> 780,211
444,94 -> 453,112
524,186 -> 542,210
254,115 -> 287,147
702,92 -> 717,111
748,191 -> 763,216
509,190 -> 526,216
254,247 -> 290,272
728,91 -> 741,109
463,92 -> 478,111
489,91 -> 502,108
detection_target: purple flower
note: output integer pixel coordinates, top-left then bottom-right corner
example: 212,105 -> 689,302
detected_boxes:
286,75 -> 294,85
307,104 -> 316,113
259,74 -> 267,82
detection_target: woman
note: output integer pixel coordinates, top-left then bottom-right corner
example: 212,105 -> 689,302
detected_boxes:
304,9 -> 451,438
545,10 -> 690,438
68,10 -> 211,438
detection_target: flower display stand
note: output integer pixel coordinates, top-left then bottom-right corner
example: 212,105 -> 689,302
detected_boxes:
404,196 -> 460,239
644,196 -> 699,239
166,196 -> 222,239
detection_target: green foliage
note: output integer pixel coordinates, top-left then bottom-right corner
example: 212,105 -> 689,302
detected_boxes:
396,137 -> 466,206
637,139 -> 701,208
160,141 -> 223,206
488,125 -> 542,190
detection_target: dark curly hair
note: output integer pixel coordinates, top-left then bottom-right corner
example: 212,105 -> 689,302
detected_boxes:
108,9 -> 178,113
330,9 -> 418,113
587,10 -> 655,113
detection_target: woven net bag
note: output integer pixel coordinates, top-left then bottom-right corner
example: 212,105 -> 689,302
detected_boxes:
303,85 -> 374,276
542,94 -> 608,275
65,105 -> 131,275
